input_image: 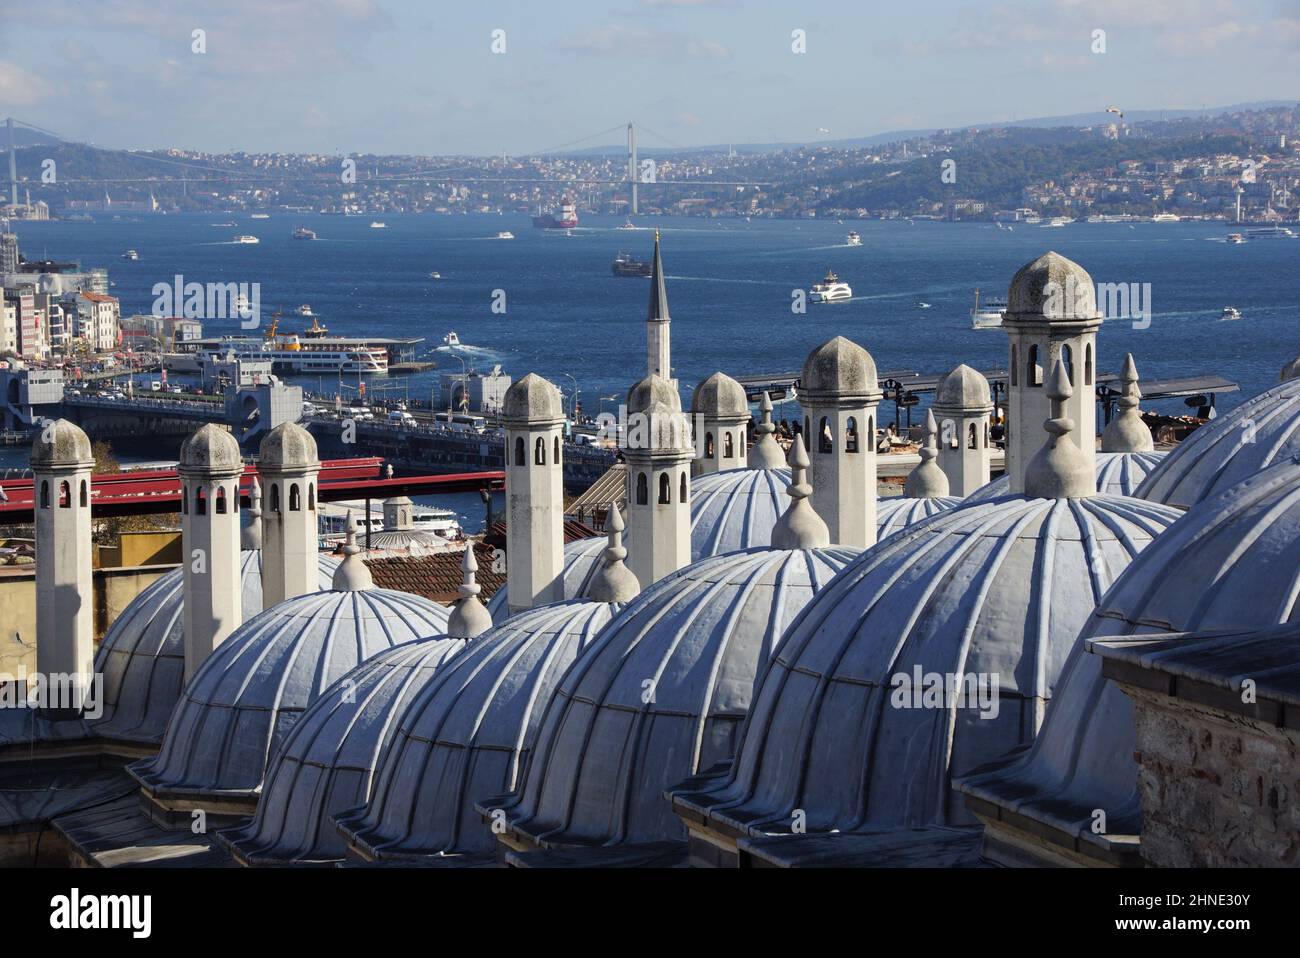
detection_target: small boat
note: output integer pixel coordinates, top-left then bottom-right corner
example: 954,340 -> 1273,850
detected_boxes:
370,221 -> 387,229
846,230 -> 861,246
1221,306 -> 1242,320
296,304 -> 316,317
970,288 -> 1006,329
618,219 -> 637,230
496,231 -> 515,240
121,249 -> 139,260
292,226 -> 317,240
443,331 -> 461,348
1226,233 -> 1245,244
211,221 -> 235,227
810,270 -> 852,303
234,235 -> 260,244
250,213 -> 270,220
429,271 -> 441,279
916,301 -> 932,310
612,251 -> 653,277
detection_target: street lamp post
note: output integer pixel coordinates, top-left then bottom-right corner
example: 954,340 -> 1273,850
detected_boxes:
563,373 -> 578,422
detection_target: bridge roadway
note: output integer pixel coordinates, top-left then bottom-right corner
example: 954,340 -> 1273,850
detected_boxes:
0,457 -> 504,523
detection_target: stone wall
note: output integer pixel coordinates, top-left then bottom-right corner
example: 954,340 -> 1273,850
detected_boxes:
1127,686 -> 1299,868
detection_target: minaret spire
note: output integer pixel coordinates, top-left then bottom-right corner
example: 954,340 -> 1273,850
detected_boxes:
1100,353 -> 1154,453
749,391 -> 787,470
646,230 -> 674,388
447,545 -> 493,639
903,409 -> 950,499
1025,360 -> 1094,499
586,503 -> 641,603
771,434 -> 830,549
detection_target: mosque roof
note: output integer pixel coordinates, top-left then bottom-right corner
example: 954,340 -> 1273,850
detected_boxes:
968,451 -> 1166,501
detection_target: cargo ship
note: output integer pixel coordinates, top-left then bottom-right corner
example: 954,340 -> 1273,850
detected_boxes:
532,197 -> 579,230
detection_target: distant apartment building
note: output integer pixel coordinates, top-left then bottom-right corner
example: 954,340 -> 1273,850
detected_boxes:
120,313 -> 203,347
76,291 -> 121,353
0,234 -> 18,274
0,294 -> 16,356
3,285 -> 44,359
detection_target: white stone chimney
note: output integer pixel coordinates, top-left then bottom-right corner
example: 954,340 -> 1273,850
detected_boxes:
31,419 -> 95,702
933,364 -> 994,496
625,373 -> 694,586
501,373 -> 566,615
798,336 -> 882,549
258,422 -> 321,607
691,372 -> 750,476
179,424 -> 245,682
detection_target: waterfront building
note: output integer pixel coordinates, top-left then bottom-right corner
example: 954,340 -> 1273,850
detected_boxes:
75,291 -> 120,353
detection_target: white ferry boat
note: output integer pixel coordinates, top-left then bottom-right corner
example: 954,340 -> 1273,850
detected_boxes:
1221,306 -> 1242,321
846,230 -> 862,246
1152,213 -> 1181,223
234,235 -> 260,244
296,304 -> 316,317
970,288 -> 1006,329
810,269 -> 852,303
250,213 -> 270,220
370,221 -> 387,229
442,331 -> 461,347
496,231 -> 515,240
122,249 -> 139,260
1245,226 -> 1296,239
192,336 -> 389,373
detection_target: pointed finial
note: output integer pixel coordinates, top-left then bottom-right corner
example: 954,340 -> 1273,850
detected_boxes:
1100,353 -> 1154,453
903,409 -> 950,499
331,522 -> 375,591
749,390 -> 787,470
447,545 -> 493,638
586,503 -> 641,603
771,434 -> 830,549
1024,360 -> 1094,499
385,463 -> 394,479
241,477 -> 263,551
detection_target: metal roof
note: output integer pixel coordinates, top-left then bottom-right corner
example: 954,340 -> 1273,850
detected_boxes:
968,450 -> 1166,502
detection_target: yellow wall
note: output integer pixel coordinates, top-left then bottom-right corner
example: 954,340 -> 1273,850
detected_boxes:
99,530 -> 182,569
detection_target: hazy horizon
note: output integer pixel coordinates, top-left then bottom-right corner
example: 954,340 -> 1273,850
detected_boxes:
3,1 -> 1300,155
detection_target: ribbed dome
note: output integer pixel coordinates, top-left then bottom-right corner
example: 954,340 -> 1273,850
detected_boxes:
362,530 -> 451,555
956,457 -> 1300,844
179,424 -> 242,472
672,493 -> 1180,839
503,373 -> 564,424
1006,251 -> 1099,322
800,336 -> 878,398
90,552 -> 339,746
1135,377 -> 1300,509
627,373 -> 681,415
486,536 -> 608,622
875,494 -> 961,539
968,451 -> 1166,501
691,467 -> 791,558
30,419 -> 92,469
130,587 -> 451,800
492,546 -> 859,847
259,421 -> 318,471
692,372 -> 749,420
336,600 -> 616,860
218,637 -> 463,865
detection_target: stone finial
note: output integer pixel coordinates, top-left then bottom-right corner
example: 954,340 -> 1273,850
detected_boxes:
1024,360 -> 1095,499
749,391 -> 787,470
586,504 -> 641,604
330,520 -> 374,591
1100,353 -> 1155,453
903,409 -> 951,499
447,545 -> 493,639
241,477 -> 264,551
771,434 -> 831,549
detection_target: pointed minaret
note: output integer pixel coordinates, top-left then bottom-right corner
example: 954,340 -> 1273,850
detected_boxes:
771,434 -> 830,549
178,424 -> 244,682
241,477 -> 263,552
502,374 -> 565,614
447,545 -> 493,639
933,364 -> 993,496
259,422 -> 321,607
1002,252 -> 1102,493
586,503 -> 641,603
904,409 -> 950,499
330,525 -> 374,591
799,336 -> 883,548
749,391 -> 787,470
1100,353 -> 1154,453
31,420 -> 95,707
646,230 -> 675,389
625,373 -> 693,586
691,372 -> 749,475
1025,360 -> 1094,499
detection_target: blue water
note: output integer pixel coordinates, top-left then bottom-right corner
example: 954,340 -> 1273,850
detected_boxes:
6,212 -> 1299,528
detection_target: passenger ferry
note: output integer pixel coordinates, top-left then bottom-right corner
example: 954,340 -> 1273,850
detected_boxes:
809,269 -> 852,303
1221,306 -> 1242,321
1246,226 -> 1296,239
250,213 -> 270,220
190,336 -> 388,373
121,249 -> 139,260
970,288 -> 1007,329
292,227 -> 317,240
370,221 -> 387,229
496,231 -> 515,240
234,235 -> 260,244
846,230 -> 862,246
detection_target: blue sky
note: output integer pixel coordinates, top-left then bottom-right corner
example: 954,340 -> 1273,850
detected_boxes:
3,0 -> 1299,155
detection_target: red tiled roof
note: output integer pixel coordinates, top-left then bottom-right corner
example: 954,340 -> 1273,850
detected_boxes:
482,518 -> 601,551
364,541 -> 507,606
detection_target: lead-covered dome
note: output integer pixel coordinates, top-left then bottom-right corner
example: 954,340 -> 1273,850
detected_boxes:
129,581 -> 451,802
800,336 -> 878,397
179,424 -> 241,472
627,373 -> 681,415
875,494 -> 961,539
956,457 -> 1300,848
91,552 -> 339,746
259,421 -> 318,470
690,467 -> 792,557
692,372 -> 749,420
935,364 -> 992,409
503,373 -> 564,424
336,599 -> 617,861
490,545 -> 859,847
968,451 -> 1166,501
1006,251 -> 1099,321
1135,377 -> 1300,509
486,535 -> 609,622
30,419 -> 92,469
670,492 -> 1179,839
218,636 -> 463,865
